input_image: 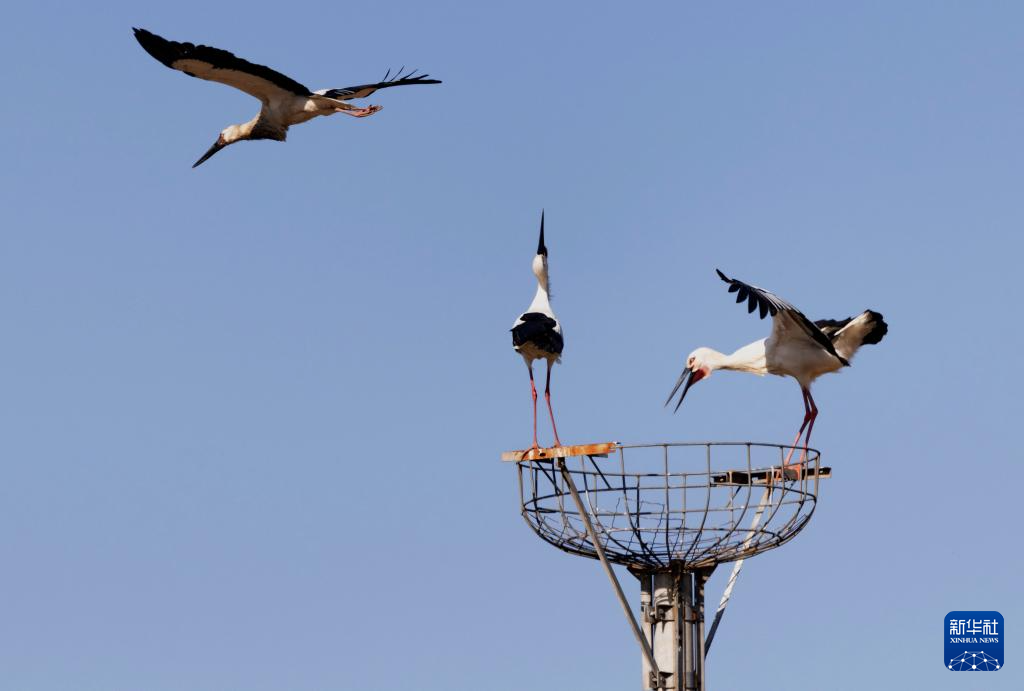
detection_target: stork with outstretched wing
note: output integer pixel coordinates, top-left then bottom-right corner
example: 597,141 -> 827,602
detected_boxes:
133,28 -> 441,167
666,269 -> 888,473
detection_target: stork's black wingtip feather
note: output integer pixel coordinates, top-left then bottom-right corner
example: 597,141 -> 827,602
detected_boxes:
406,74 -> 442,85
715,269 -> 729,282
131,26 -> 182,70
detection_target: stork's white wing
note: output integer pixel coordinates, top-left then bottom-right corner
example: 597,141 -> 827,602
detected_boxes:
715,269 -> 847,365
134,28 -> 311,104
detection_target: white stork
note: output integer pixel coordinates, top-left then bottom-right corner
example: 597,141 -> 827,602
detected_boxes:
132,28 -> 441,167
511,212 -> 564,451
667,269 -> 887,471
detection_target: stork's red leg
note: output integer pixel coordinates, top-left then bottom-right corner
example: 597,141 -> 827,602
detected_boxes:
529,363 -> 539,452
801,392 -> 819,466
336,104 -> 382,118
780,388 -> 813,479
545,360 -> 562,448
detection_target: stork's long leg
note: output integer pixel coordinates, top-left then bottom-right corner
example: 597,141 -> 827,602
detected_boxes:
544,360 -> 562,448
801,391 -> 819,465
528,362 -> 539,452
781,388 -> 813,475
335,104 -> 382,118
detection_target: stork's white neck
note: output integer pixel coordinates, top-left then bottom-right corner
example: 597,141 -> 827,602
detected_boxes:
527,255 -> 553,314
223,117 -> 259,143
527,281 -> 552,315
707,340 -> 768,375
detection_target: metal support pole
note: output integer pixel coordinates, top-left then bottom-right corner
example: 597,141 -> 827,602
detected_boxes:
681,571 -> 696,691
651,572 -> 678,689
555,459 -> 663,687
640,574 -> 656,689
696,569 -> 709,691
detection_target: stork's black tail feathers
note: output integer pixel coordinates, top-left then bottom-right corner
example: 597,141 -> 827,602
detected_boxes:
815,310 -> 888,363
858,310 -> 888,345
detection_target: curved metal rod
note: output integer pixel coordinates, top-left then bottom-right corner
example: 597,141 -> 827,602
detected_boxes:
680,443 -> 714,564
618,446 -> 662,566
579,456 -> 649,566
696,443 -> 755,562
738,446 -> 819,558
586,454 -> 659,565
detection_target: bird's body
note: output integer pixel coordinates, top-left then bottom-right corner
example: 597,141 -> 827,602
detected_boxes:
512,279 -> 563,365
512,314 -> 563,365
512,213 -> 563,450
132,28 -> 441,166
667,269 -> 887,471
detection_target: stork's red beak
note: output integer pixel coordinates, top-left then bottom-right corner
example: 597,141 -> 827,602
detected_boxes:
665,368 -> 706,412
193,137 -> 226,168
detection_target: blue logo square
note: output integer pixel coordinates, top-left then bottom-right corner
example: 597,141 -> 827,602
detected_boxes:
945,611 -> 1003,671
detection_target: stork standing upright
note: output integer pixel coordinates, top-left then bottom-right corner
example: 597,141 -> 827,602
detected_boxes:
512,212 -> 564,451
132,28 -> 441,167
667,269 -> 887,471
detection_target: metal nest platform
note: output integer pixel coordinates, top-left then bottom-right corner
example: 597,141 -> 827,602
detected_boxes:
502,441 -> 832,690
504,442 -> 828,572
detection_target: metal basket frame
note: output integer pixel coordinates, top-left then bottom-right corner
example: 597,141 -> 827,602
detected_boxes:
517,442 -> 822,572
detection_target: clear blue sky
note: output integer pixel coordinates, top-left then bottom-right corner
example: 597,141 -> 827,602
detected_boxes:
1,2 -> 1021,689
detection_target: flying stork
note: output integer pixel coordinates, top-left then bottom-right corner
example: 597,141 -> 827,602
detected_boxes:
132,28 -> 441,167
511,212 -> 564,451
666,269 -> 887,472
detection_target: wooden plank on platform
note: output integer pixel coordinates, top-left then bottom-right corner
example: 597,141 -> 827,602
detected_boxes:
501,442 -> 618,463
711,466 -> 832,485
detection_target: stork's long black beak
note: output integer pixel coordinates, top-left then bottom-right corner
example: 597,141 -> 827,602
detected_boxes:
665,368 -> 705,412
537,210 -> 547,256
193,139 -> 226,168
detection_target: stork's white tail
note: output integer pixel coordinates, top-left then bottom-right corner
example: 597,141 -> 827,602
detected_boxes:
815,310 -> 888,362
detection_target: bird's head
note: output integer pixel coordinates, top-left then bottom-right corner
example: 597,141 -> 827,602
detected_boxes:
665,347 -> 718,412
193,125 -> 246,168
532,211 -> 549,281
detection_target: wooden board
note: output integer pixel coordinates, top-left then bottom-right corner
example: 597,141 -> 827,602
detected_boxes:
711,466 -> 832,485
501,442 -> 618,462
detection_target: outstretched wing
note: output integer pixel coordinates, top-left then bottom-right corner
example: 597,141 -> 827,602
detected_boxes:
133,28 -> 312,103
715,269 -> 847,365
316,68 -> 441,101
